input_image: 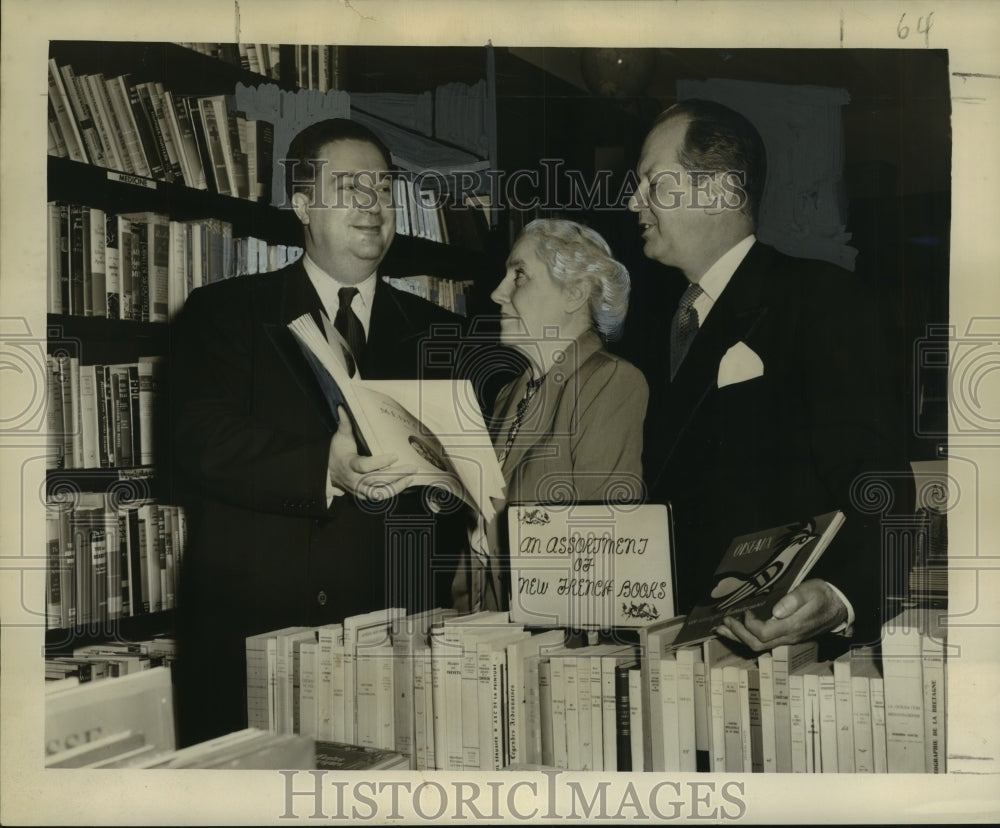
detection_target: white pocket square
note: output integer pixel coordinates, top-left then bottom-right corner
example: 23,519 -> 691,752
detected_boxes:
717,341 -> 764,388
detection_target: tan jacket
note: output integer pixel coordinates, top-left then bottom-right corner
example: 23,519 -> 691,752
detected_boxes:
452,330 -> 649,612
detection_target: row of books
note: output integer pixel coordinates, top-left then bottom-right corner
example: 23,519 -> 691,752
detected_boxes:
394,176 -> 452,244
47,202 -> 303,319
383,276 -> 476,317
45,495 -> 187,630
48,57 -> 274,200
247,606 -> 947,774
46,354 -> 162,471
45,638 -> 177,687
176,42 -> 284,82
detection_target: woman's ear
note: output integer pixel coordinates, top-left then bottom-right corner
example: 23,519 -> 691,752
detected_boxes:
563,281 -> 589,314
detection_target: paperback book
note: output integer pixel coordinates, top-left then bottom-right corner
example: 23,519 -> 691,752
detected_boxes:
673,510 -> 846,647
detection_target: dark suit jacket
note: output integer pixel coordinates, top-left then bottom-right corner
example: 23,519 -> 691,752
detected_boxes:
169,261 -> 465,745
642,243 -> 907,644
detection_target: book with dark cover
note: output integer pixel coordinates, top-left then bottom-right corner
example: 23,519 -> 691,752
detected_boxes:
125,76 -> 166,180
673,510 -> 846,647
314,740 -> 408,770
614,661 -> 635,772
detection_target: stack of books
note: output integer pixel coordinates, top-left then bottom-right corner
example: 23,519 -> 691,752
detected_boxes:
45,638 -> 177,688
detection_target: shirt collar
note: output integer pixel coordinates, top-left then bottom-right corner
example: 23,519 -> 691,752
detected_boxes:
302,253 -> 378,323
695,234 -> 756,303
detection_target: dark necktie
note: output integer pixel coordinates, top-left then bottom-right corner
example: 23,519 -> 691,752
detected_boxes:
334,286 -> 365,377
670,282 -> 704,380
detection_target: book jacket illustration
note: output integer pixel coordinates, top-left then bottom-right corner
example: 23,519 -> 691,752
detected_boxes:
673,510 -> 845,647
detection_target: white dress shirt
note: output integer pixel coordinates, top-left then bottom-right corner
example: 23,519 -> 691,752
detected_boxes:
302,253 -> 378,336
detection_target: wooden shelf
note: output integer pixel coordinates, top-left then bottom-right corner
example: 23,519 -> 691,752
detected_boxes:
48,156 -> 301,244
45,610 -> 175,656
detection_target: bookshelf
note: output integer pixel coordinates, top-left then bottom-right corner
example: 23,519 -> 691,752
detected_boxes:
43,40 -> 509,662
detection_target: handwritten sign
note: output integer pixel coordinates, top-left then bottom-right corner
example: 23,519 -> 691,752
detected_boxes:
506,503 -> 674,629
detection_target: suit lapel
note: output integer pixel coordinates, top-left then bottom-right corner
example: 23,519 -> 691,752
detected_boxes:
498,332 -> 602,482
649,243 -> 771,490
364,279 -> 429,379
261,262 -> 339,431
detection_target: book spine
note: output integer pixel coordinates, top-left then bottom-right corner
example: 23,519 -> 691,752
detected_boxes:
106,76 -> 151,177
589,655 -> 605,772
576,655 -> 594,771
81,72 -> 125,172
882,616 -> 926,772
549,655 -> 568,770
660,655 -> 680,772
88,73 -> 131,172
747,667 -> 764,773
818,673 -> 839,772
757,653 -> 777,772
870,677 -> 888,773
48,59 -> 87,163
614,662 -> 632,772
788,674 -> 806,772
245,637 -> 270,730
722,665 -> 743,772
833,658 -> 856,772
297,638 -> 318,737
628,666 -> 645,772
103,212 -> 121,319
46,509 -> 62,629
921,626 -> 946,773
851,674 -> 875,772
563,657 -> 579,769
127,80 -> 166,180
675,648 -> 698,772
58,62 -> 104,167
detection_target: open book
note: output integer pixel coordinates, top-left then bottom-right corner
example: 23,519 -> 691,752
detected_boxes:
288,313 -> 505,522
672,510 -> 846,647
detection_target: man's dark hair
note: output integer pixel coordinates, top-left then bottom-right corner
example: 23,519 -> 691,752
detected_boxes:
654,99 -> 767,223
284,118 -> 393,199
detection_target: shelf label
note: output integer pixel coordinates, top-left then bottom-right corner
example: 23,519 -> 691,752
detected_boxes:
506,503 -> 674,629
106,170 -> 157,190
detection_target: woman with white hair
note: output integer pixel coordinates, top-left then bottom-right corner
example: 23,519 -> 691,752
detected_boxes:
453,218 -> 649,611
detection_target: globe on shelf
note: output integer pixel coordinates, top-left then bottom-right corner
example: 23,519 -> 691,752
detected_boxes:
580,48 -> 656,98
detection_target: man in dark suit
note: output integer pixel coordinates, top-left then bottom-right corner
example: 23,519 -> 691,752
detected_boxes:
628,99 -> 906,650
170,119 -> 464,746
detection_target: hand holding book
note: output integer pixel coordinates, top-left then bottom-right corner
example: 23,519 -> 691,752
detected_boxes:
716,577 -> 850,651
288,313 -> 505,521
326,404 -> 418,502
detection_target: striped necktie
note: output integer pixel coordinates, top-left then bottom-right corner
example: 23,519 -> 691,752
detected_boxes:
670,282 -> 703,380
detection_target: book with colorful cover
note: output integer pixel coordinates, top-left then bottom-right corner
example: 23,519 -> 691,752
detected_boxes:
673,510 -> 846,647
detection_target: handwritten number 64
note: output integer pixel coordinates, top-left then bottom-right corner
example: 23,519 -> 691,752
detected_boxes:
898,11 -> 934,46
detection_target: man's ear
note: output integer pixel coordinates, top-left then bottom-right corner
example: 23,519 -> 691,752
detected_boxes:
563,282 -> 589,314
291,191 -> 310,225
703,172 -> 729,216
